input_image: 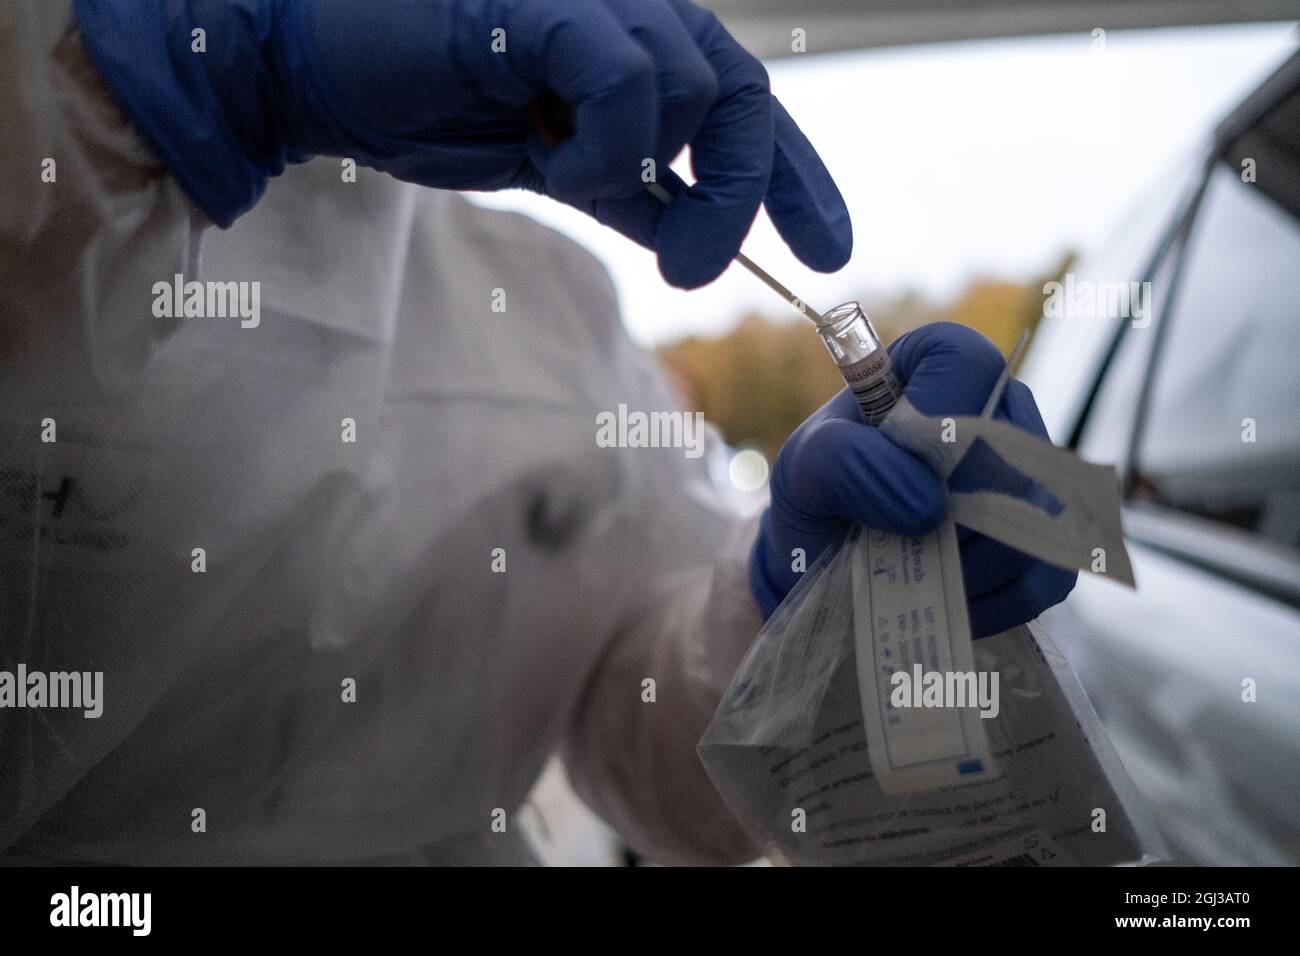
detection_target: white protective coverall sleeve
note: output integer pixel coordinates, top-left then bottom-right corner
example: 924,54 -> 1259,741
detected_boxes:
562,512 -> 765,865
1,1 -> 763,865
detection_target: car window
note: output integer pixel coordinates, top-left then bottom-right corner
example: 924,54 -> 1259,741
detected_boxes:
1021,154 -> 1204,446
1073,155 -> 1202,468
1075,235 -> 1184,468
1132,159 -> 1300,552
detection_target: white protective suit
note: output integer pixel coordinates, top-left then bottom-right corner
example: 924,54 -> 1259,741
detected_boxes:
0,5 -> 763,865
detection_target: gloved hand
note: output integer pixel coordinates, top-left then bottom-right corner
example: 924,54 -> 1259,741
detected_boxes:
750,322 -> 1078,638
71,0 -> 851,289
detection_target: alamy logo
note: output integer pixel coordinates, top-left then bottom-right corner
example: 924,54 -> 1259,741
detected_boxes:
890,664 -> 1000,719
1043,273 -> 1152,328
0,665 -> 102,718
50,886 -> 150,936
152,273 -> 260,328
596,404 -> 705,459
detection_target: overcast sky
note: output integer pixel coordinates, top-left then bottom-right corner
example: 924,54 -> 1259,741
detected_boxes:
469,22 -> 1299,346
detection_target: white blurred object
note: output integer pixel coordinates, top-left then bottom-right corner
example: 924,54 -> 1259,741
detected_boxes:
728,449 -> 770,494
518,760 -> 623,867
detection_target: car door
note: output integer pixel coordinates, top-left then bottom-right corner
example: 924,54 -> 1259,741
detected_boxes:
1032,50 -> 1300,865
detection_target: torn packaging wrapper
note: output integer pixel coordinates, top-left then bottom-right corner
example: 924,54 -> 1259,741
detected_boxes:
880,398 -> 1135,587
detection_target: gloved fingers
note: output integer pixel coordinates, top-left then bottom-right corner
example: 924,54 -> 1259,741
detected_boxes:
810,379 -> 870,425
577,103 -> 851,285
653,1 -> 774,288
886,322 -> 1007,417
581,168 -> 691,251
560,8 -> 849,285
763,98 -> 853,273
607,0 -> 718,164
520,0 -> 659,202
750,508 -> 847,619
995,377 -> 1050,439
966,560 -> 1078,639
774,398 -> 947,536
958,532 -> 1036,599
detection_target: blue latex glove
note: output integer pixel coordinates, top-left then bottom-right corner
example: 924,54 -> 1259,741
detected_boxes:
71,0 -> 851,289
750,322 -> 1078,639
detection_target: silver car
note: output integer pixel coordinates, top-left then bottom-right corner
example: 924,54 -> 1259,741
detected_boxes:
1021,48 -> 1300,865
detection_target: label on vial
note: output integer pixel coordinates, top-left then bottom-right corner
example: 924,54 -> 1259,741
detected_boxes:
840,352 -> 903,425
851,521 -> 996,794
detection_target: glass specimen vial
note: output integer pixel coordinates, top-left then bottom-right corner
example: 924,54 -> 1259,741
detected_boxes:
815,301 -> 903,426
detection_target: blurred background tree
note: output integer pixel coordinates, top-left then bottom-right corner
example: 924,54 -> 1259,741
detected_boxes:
657,252 -> 1073,461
